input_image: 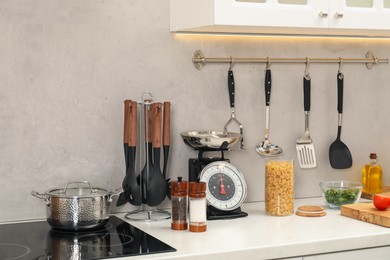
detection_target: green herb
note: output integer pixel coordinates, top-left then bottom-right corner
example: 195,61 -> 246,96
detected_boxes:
324,188 -> 359,206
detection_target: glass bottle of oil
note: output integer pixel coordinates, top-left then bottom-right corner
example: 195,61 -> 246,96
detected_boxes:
362,153 -> 382,194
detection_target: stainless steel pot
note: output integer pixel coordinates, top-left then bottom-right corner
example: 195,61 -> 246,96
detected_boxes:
32,181 -> 122,231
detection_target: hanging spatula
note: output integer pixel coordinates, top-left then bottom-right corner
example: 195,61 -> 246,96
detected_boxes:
296,74 -> 317,169
329,72 -> 352,169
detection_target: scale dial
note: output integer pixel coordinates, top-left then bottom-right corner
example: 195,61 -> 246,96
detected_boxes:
199,161 -> 247,211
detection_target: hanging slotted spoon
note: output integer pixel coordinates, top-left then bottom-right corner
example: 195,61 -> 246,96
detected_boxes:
256,67 -> 282,157
296,71 -> 317,168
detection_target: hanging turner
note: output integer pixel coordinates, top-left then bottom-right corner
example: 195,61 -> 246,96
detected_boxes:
224,64 -> 244,149
296,63 -> 317,169
329,64 -> 353,169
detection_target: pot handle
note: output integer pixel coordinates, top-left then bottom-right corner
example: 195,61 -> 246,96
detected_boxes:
31,191 -> 51,205
63,181 -> 97,195
108,187 -> 124,202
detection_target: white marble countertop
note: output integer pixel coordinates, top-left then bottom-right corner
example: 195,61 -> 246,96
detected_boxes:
112,197 -> 390,260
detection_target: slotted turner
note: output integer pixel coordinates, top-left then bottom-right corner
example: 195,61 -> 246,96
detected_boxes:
296,75 -> 317,168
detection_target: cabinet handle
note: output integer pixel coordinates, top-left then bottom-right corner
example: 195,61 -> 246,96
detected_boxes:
318,11 -> 328,18
334,12 -> 344,18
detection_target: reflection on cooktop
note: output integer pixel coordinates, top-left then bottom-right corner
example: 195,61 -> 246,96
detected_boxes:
0,216 -> 176,260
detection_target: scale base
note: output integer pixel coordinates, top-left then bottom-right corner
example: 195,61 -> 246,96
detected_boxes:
188,152 -> 248,220
207,205 -> 248,220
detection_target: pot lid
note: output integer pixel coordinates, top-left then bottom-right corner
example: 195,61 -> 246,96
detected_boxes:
46,181 -> 108,197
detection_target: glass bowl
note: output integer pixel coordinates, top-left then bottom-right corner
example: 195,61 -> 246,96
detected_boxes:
319,181 -> 362,209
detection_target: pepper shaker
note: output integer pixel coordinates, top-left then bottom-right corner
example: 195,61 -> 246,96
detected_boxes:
189,182 -> 207,232
171,177 -> 188,230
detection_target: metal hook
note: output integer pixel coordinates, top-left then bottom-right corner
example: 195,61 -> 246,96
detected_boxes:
338,57 -> 343,73
266,57 -> 271,69
229,56 -> 234,70
338,58 -> 344,79
304,57 -> 310,79
141,91 -> 154,105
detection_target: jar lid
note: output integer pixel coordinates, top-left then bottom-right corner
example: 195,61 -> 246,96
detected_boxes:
189,182 -> 206,198
296,205 -> 326,217
171,177 -> 188,196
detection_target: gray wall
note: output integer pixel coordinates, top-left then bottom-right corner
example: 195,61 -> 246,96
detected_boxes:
1,0 -> 389,222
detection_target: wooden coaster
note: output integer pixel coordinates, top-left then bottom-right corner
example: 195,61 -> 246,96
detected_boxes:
297,205 -> 325,212
296,205 -> 326,217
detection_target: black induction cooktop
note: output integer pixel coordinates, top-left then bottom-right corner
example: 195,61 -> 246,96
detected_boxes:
0,216 -> 176,260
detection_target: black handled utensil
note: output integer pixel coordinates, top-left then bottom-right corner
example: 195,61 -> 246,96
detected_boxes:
224,68 -> 244,149
147,103 -> 168,207
162,101 -> 170,179
256,67 -> 282,156
296,73 -> 317,168
163,101 -> 172,199
117,100 -> 141,206
329,72 -> 353,169
126,101 -> 142,205
117,100 -> 132,206
139,103 -> 154,204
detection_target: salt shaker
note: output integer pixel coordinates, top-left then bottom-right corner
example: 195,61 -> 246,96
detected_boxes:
171,177 -> 188,230
189,182 -> 207,232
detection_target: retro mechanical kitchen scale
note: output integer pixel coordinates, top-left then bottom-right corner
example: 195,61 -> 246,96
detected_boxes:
180,131 -> 248,220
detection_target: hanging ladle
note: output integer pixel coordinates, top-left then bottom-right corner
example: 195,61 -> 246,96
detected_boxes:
256,59 -> 283,156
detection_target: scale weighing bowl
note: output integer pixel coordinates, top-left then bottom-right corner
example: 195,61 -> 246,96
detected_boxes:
180,131 -> 241,150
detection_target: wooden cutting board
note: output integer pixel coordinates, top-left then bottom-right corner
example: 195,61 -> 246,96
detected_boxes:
341,203 -> 390,228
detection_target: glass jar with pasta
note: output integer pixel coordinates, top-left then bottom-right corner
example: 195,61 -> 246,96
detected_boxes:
265,158 -> 294,216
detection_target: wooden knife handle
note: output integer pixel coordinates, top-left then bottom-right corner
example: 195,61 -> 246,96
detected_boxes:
163,101 -> 171,146
152,102 -> 162,149
146,102 -> 153,143
124,100 -> 131,144
128,101 -> 137,147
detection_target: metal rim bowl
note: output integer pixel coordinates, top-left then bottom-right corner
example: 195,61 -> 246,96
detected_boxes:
180,131 -> 241,150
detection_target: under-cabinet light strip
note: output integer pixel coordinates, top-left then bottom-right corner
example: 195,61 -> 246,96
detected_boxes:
192,50 -> 388,70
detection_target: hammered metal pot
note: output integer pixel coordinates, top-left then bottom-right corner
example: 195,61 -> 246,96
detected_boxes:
32,181 -> 122,231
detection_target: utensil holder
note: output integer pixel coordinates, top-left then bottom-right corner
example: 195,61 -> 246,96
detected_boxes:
125,92 -> 170,221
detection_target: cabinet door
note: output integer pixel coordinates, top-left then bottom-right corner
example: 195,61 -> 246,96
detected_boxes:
329,0 -> 390,30
214,0 -> 329,29
171,0 -> 390,36
303,246 -> 390,260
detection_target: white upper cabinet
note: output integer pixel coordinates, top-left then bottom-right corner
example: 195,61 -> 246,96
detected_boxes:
210,1 -> 328,29
329,1 -> 390,30
170,0 -> 390,37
